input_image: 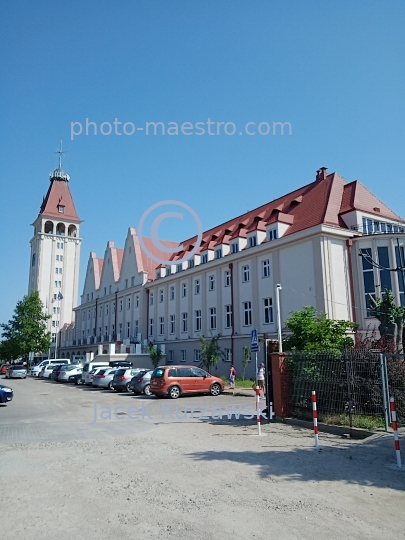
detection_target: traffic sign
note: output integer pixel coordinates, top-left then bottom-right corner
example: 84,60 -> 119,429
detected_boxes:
251,329 -> 259,352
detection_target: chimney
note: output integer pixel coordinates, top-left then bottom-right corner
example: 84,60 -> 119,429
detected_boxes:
316,167 -> 328,182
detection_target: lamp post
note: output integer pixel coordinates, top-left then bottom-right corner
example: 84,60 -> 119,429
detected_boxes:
275,284 -> 283,353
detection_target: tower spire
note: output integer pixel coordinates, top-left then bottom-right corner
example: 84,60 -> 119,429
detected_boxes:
55,138 -> 67,168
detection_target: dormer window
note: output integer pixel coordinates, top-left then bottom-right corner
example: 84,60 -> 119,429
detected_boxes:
248,236 -> 257,247
188,259 -> 195,269
231,243 -> 239,254
215,248 -> 222,259
58,205 -> 65,214
268,229 -> 277,241
177,263 -> 183,273
201,254 -> 208,264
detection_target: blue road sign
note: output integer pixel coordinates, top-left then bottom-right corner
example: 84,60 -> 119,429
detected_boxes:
251,329 -> 259,352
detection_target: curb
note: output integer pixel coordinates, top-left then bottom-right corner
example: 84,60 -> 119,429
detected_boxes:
278,417 -> 374,439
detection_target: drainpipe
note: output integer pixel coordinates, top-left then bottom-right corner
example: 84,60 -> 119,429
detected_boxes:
94,298 -> 98,338
229,263 -> 234,363
346,239 -> 357,324
146,288 -> 150,341
114,291 -> 118,340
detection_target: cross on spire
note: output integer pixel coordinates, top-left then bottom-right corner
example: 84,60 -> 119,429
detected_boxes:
55,138 -> 67,168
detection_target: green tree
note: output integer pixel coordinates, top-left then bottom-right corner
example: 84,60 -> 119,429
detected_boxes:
0,292 -> 51,360
242,346 -> 250,380
284,306 -> 357,351
369,289 -> 405,353
147,342 -> 163,368
198,334 -> 224,372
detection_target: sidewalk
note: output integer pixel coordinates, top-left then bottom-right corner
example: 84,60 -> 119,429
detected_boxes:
222,386 -> 265,398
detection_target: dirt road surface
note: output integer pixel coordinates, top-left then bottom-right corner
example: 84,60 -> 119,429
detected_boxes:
0,377 -> 404,539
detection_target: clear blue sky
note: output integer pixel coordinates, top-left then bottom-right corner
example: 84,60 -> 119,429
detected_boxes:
1,0 -> 404,324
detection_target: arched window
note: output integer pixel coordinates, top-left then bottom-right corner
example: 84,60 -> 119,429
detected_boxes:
68,225 -> 77,237
61,352 -> 65,358
44,221 -> 54,234
56,223 -> 65,236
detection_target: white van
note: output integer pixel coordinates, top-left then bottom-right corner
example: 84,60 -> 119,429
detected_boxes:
29,358 -> 70,377
82,361 -> 111,385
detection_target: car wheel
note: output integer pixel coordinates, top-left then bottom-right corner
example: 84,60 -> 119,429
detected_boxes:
144,384 -> 152,396
169,386 -> 181,399
108,381 -> 114,390
210,383 -> 221,396
125,383 -> 131,392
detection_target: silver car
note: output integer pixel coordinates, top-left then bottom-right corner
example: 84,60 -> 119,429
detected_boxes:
58,365 -> 83,382
92,368 -> 118,389
5,365 -> 27,379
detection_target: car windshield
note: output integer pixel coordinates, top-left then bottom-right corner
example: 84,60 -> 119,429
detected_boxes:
135,370 -> 148,378
114,369 -> 126,377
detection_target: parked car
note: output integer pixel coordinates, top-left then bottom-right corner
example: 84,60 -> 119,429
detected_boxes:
150,366 -> 224,399
83,365 -> 110,386
71,373 -> 84,384
5,365 -> 27,379
129,370 -> 153,396
58,365 -> 83,382
92,368 -> 118,389
81,361 -> 111,384
50,365 -> 66,381
1,364 -> 10,375
29,359 -> 69,377
0,384 -> 13,404
112,368 -> 148,392
39,364 -> 58,378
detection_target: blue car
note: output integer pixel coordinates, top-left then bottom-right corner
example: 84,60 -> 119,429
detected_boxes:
0,384 -> 13,404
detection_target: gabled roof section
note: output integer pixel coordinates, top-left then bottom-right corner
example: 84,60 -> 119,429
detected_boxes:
39,176 -> 80,222
339,180 -> 403,221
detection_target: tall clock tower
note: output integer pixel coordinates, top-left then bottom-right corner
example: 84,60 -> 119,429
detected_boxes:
28,144 -> 82,349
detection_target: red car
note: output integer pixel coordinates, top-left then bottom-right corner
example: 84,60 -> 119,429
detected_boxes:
150,366 -> 224,399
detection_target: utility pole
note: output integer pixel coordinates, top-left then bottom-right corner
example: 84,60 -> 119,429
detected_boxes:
276,284 -> 283,353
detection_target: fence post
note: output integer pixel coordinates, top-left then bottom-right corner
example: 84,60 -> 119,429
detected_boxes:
312,391 -> 319,448
390,397 -> 402,468
345,350 -> 353,429
379,353 -> 389,432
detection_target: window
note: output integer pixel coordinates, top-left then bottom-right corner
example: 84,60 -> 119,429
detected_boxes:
112,302 -> 115,314
88,310 -> 91,320
52,333 -> 56,343
109,285 -> 112,294
225,305 -> 232,328
242,265 -> 250,282
201,253 -> 208,264
188,259 -> 195,269
170,314 -> 175,334
119,299 -> 123,312
170,286 -> 175,300
209,275 -> 215,291
91,292 -> 93,300
395,245 -> 405,306
105,326 -> 108,339
177,263 -> 183,273
248,236 -> 257,247
82,311 -> 85,321
127,297 -> 131,310
243,301 -> 252,326
194,350 -> 201,363
58,205 -> 65,213
262,259 -> 270,277
224,270 -> 231,287
209,307 -> 217,330
378,247 -> 392,292
224,348 -> 232,362
168,350 -> 174,362
182,312 -> 188,332
56,255 -> 59,261
195,310 -> 202,331
131,276 -> 135,286
126,322 -> 130,338
268,229 -> 277,241
104,287 -> 107,296
134,320 -> 139,336
166,266 -> 172,276
53,307 -> 60,314
263,298 -> 273,324
59,255 -> 63,262
149,318 -> 154,336
119,323 -> 122,337
99,306 -> 103,317
150,292 -> 154,305
215,249 -> 222,259
159,317 -> 165,335
125,279 -> 128,288
159,289 -> 164,302
135,295 -> 139,308
360,249 -> 376,314
231,243 -> 239,254
194,279 -> 201,294
181,350 -> 187,362
182,283 -> 187,297
106,304 -> 109,316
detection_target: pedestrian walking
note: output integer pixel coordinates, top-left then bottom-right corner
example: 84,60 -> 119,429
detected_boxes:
229,364 -> 236,390
257,363 -> 265,398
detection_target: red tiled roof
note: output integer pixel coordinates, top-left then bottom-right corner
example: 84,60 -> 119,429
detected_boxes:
166,169 -> 404,262
40,178 -> 80,221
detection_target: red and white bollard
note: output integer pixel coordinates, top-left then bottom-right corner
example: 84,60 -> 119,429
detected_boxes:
390,397 -> 402,468
312,391 -> 319,448
256,386 -> 261,435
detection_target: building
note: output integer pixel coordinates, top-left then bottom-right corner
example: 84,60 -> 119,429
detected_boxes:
59,167 -> 405,376
28,150 -> 82,353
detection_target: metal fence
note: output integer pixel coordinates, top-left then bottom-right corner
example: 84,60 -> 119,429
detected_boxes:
285,349 -> 404,428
